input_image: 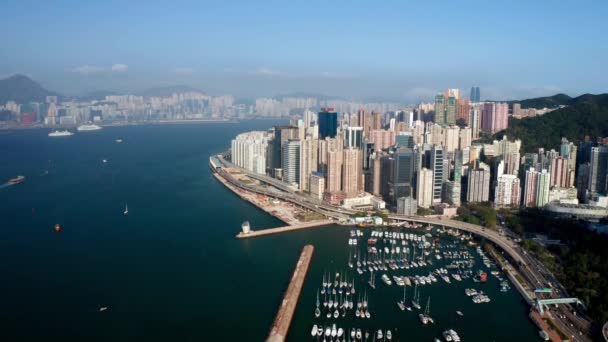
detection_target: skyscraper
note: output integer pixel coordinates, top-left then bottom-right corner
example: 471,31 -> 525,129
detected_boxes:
281,140 -> 301,185
324,148 -> 344,204
343,126 -> 364,148
434,94 -> 445,126
268,125 -> 299,175
417,168 -> 434,208
588,146 -> 608,195
470,86 -> 480,102
430,145 -> 444,203
318,108 -> 338,139
391,147 -> 415,203
446,96 -> 457,125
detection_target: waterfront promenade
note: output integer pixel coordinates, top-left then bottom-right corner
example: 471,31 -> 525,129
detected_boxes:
267,245 -> 314,342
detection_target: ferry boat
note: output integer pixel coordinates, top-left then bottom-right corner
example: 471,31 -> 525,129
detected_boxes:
48,130 -> 74,137
77,124 -> 102,131
7,175 -> 25,184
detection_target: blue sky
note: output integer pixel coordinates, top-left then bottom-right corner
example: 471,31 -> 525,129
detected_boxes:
1,0 -> 606,101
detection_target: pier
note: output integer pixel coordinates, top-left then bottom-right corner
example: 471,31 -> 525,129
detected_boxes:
266,245 -> 314,342
236,220 -> 333,239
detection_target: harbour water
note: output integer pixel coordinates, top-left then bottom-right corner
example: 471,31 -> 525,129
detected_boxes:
0,122 -> 538,341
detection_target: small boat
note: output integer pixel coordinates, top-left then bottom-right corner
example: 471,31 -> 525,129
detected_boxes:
7,175 -> 25,184
99,306 -> 108,312
456,310 -> 463,317
356,329 -> 362,339
102,159 -> 107,163
54,224 -> 61,232
123,204 -> 128,215
325,326 -> 331,337
116,139 -> 123,143
386,330 -> 392,340
377,329 -> 383,340
311,325 -> 318,337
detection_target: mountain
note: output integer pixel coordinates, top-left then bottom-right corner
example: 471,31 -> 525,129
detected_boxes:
508,93 -> 572,109
495,93 -> 608,152
138,85 -> 204,97
0,74 -> 59,104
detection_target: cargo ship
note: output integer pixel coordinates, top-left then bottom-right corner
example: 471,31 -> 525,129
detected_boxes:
8,175 -> 25,184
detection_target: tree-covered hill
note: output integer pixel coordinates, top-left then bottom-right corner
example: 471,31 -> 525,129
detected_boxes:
495,93 -> 608,152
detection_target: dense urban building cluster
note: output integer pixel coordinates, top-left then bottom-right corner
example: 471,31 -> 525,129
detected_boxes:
231,87 -> 608,221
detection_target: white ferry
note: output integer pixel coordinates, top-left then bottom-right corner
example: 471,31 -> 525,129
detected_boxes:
77,124 -> 102,131
48,130 -> 74,137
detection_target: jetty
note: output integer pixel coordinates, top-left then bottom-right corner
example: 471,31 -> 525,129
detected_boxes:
266,245 -> 314,342
236,220 -> 332,239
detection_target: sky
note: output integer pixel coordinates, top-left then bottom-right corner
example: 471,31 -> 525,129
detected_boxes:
1,0 -> 607,102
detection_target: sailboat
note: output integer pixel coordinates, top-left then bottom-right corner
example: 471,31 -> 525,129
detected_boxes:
368,271 -> 376,289
412,284 -> 421,310
315,290 -> 321,318
419,296 -> 434,324
123,203 -> 128,215
397,286 -> 407,311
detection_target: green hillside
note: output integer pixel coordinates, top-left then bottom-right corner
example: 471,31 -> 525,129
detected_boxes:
496,93 -> 608,152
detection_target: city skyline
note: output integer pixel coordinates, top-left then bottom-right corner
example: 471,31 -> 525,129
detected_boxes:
1,1 -> 607,101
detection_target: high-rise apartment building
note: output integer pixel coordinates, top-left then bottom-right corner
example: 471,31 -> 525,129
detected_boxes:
523,167 -> 540,207
231,131 -> 269,174
550,156 -> 569,188
494,175 -> 521,208
467,165 -> 491,203
481,102 -> 508,134
342,148 -> 363,197
456,98 -> 470,124
537,169 -> 551,207
309,172 -> 325,200
299,138 -> 319,192
369,129 -> 395,150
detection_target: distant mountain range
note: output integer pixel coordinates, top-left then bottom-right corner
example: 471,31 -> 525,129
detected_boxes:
0,74 -> 59,104
496,93 -> 608,152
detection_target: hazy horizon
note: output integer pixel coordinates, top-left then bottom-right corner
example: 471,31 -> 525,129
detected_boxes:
2,0 -> 607,102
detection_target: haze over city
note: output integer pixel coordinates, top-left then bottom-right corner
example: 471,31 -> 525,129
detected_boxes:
1,0 -> 607,101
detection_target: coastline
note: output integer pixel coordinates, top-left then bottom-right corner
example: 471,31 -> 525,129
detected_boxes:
0,118 -> 239,130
